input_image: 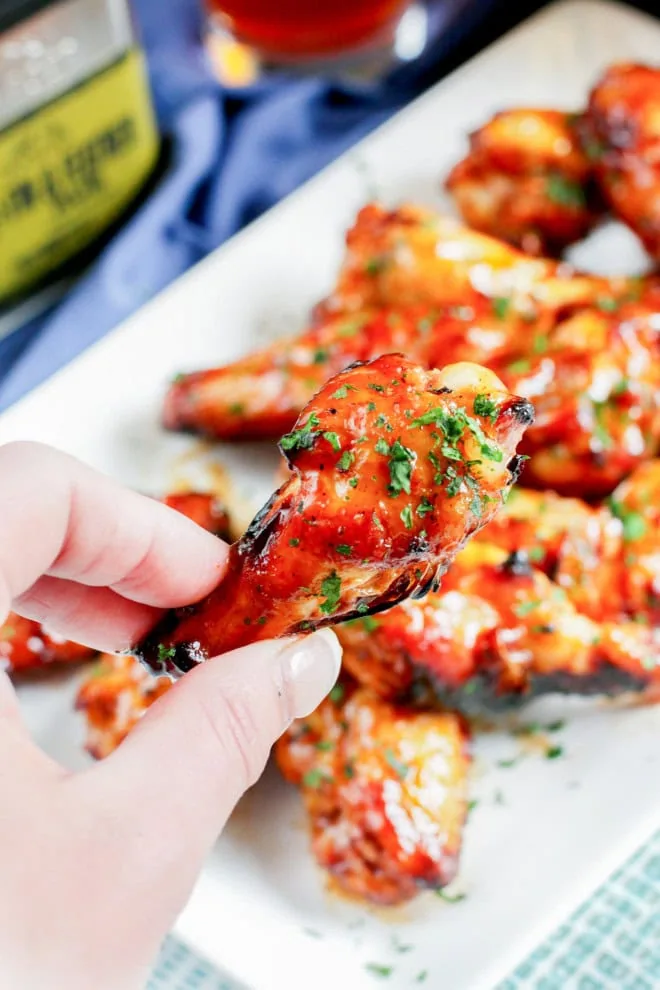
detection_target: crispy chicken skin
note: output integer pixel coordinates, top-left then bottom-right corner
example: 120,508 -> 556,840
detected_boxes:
76,654 -> 170,759
0,614 -> 95,674
446,110 -> 602,255
579,63 -> 660,259
339,543 -> 660,712
137,355 -> 532,677
274,683 -> 470,905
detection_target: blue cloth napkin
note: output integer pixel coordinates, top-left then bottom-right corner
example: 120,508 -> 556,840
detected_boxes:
0,0 -> 534,409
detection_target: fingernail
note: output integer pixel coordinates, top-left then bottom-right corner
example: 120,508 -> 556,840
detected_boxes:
280,629 -> 342,718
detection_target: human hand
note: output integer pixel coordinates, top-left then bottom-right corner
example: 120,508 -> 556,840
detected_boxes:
0,442 -> 341,990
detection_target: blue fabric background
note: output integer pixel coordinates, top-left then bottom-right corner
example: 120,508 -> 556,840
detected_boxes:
1,0 -> 654,410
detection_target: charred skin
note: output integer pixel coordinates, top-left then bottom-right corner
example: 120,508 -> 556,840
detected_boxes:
138,355 -> 533,677
446,109 -> 602,255
274,684 -> 470,905
493,298 -> 660,497
76,654 -> 169,759
0,614 -> 96,674
338,543 -> 659,714
580,63 -> 660,259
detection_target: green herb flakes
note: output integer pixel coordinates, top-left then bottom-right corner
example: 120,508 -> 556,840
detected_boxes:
323,431 -> 341,452
400,505 -> 414,530
280,413 -> 320,451
319,571 -> 342,615
546,174 -> 586,208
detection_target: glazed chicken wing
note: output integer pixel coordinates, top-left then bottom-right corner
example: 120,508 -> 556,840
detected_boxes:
339,543 -> 660,713
609,458 -> 660,624
446,109 -> 601,254
137,355 -> 533,677
579,63 -> 660,259
275,683 -> 470,905
0,614 -> 96,674
323,203 -> 619,318
493,298 -> 660,497
76,654 -> 170,759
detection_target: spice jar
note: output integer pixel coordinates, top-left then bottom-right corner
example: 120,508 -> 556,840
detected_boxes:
0,0 -> 159,309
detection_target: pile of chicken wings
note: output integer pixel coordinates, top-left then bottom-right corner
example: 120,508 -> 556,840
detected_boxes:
8,61 -> 660,908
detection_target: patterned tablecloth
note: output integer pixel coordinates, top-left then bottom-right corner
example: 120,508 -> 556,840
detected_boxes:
147,829 -> 660,990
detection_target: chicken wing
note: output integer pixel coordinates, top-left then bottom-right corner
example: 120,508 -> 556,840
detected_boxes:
137,355 -> 533,677
274,683 -> 470,905
579,63 -> 660,259
446,109 -> 601,254
609,458 -> 660,624
339,543 -> 660,712
493,298 -> 660,497
0,614 -> 96,674
76,654 -> 170,759
322,203 -> 621,318
161,491 -> 232,541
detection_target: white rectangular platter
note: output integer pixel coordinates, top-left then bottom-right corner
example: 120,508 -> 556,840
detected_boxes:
2,2 -> 660,987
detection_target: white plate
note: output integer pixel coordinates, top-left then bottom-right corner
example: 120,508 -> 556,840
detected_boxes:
2,1 -> 660,987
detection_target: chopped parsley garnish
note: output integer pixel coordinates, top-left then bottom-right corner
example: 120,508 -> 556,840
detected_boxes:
319,571 -> 342,614
514,599 -> 542,618
527,546 -> 546,563
344,760 -> 355,778
332,385 -> 348,399
302,768 -> 331,788
375,437 -> 390,455
596,296 -> 620,313
507,357 -> 532,375
280,413 -> 320,451
323,431 -> 341,452
229,402 -> 245,414
338,450 -> 354,472
435,890 -> 467,904
365,963 -> 393,978
157,644 -> 176,662
289,538 -> 300,547
313,348 -> 329,364
329,683 -> 345,703
546,174 -> 586,208
369,383 -> 385,393
315,740 -> 334,752
385,747 -> 409,779
367,401 -> 377,411
387,439 -> 415,496
417,497 -> 434,517
400,505 -> 414,530
546,745 -> 564,760
492,296 -> 510,320
361,615 -> 380,632
547,719 -> 565,732
336,544 -> 353,556
473,394 -> 498,422
533,334 -> 548,354
608,499 -> 647,541
416,971 -> 428,983
348,477 -> 359,488
365,257 -> 386,276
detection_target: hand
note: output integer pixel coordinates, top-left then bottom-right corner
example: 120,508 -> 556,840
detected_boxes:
0,442 -> 341,990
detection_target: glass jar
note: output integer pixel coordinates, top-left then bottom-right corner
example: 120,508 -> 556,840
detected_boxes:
0,0 -> 159,314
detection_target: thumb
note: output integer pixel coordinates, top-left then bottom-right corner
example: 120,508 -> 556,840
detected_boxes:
90,629 -> 341,862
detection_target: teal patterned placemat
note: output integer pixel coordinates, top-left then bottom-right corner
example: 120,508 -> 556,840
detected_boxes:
149,830 -> 660,990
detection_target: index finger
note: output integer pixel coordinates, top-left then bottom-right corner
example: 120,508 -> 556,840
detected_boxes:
0,442 -> 228,615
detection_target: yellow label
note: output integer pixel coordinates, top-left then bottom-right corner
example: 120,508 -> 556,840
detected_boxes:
0,49 -> 159,304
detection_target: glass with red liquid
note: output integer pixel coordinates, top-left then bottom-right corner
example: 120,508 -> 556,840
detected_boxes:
204,0 -> 428,83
